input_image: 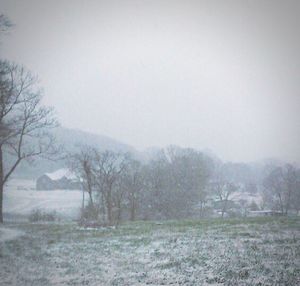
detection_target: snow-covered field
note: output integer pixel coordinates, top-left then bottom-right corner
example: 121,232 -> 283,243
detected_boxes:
4,179 -> 83,220
4,179 -> 263,222
0,217 -> 299,285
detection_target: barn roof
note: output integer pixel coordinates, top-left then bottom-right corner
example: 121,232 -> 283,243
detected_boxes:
45,168 -> 77,181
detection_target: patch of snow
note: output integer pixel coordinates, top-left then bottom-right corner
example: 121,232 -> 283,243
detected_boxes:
5,178 -> 36,191
45,168 -> 77,181
4,189 -> 85,219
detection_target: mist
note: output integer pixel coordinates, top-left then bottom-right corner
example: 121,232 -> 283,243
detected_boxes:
1,2 -> 300,285
1,0 -> 299,163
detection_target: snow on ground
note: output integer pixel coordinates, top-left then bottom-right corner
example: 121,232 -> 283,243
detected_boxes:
0,227 -> 24,242
0,218 -> 299,285
4,178 -> 36,191
4,179 -> 84,220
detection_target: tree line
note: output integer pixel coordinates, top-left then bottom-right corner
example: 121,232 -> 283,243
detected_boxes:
68,146 -> 213,225
69,146 -> 300,226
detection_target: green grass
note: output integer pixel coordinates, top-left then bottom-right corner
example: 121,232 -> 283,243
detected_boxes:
1,217 -> 300,285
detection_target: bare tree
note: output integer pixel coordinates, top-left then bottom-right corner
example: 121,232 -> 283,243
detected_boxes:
141,147 -> 212,220
164,146 -> 212,218
123,158 -> 144,221
93,150 -> 128,225
0,61 -> 57,222
209,179 -> 237,218
142,152 -> 168,220
68,146 -> 95,211
0,14 -> 13,37
263,164 -> 299,215
113,176 -> 127,223
291,168 -> 300,215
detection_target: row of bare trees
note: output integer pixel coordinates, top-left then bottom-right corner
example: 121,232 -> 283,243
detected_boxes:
69,146 -> 214,225
69,148 -> 141,225
69,144 -> 300,225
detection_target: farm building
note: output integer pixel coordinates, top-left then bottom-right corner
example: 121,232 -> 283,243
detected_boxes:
36,169 -> 81,190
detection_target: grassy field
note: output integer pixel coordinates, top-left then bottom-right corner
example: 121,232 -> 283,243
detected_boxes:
0,217 -> 299,285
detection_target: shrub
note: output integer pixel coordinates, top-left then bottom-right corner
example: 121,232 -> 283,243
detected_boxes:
28,209 -> 59,222
78,202 -> 114,227
79,202 -> 100,221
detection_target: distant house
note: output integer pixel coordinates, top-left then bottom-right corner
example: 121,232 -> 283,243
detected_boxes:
36,169 -> 81,190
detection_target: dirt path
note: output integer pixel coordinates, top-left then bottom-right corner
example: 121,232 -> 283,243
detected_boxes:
0,227 -> 24,242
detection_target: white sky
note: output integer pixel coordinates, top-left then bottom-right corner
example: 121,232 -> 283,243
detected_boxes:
1,0 -> 299,163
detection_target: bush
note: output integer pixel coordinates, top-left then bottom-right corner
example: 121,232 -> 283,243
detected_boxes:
77,202 -> 116,227
79,202 -> 100,220
28,209 -> 59,222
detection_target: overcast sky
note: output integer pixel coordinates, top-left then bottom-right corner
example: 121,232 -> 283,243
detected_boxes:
1,0 -> 299,163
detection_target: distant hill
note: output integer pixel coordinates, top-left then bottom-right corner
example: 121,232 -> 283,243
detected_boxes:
9,127 -> 137,179
54,127 -> 136,154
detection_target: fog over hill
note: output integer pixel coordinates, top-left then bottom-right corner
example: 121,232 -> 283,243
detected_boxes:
9,126 -> 288,181
10,127 -> 137,179
53,127 -> 136,154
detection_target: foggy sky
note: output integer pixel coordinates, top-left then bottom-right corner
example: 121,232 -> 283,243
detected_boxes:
1,0 -> 299,163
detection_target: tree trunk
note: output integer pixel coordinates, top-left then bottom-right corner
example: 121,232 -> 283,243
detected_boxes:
107,190 -> 112,225
101,192 -> 106,222
117,200 -> 122,221
130,199 -> 136,221
221,199 -> 227,218
0,183 -> 3,223
199,201 -> 204,217
0,146 -> 3,223
88,191 -> 94,207
278,193 -> 284,214
285,186 -> 292,215
82,188 -> 85,210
